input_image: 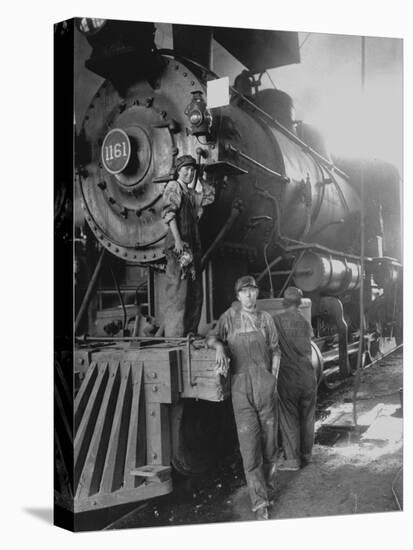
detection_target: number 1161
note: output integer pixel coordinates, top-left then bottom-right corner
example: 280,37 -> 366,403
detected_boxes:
104,142 -> 127,161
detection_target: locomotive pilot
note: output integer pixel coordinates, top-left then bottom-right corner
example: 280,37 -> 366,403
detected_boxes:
207,276 -> 281,520
273,287 -> 317,471
162,155 -> 214,337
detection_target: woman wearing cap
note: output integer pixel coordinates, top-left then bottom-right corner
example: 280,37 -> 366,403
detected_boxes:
207,275 -> 281,520
162,155 -> 214,337
273,287 -> 317,471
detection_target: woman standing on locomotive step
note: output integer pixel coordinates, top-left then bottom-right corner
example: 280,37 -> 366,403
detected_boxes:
162,155 -> 214,337
207,276 -> 281,520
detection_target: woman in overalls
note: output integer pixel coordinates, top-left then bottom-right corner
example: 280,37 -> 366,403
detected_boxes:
208,276 -> 281,520
162,155 -> 214,337
273,287 -> 317,471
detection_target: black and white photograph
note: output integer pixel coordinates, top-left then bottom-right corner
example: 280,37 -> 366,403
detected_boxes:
3,1 -> 410,547
53,13 -> 404,532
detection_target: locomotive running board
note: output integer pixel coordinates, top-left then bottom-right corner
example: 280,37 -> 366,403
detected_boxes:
73,359 -> 172,513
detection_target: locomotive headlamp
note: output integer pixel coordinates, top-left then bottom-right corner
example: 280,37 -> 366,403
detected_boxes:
189,111 -> 203,126
185,91 -> 212,137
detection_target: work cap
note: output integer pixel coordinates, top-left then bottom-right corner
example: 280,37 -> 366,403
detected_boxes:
235,275 -> 258,293
283,286 -> 303,306
175,155 -> 197,172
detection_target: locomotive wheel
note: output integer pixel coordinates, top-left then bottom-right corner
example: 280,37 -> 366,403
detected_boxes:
171,399 -> 236,477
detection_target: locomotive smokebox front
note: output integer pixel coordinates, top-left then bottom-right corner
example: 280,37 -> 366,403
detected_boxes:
78,57 -> 219,265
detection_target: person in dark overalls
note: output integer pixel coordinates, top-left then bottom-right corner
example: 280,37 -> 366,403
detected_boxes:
273,287 -> 317,471
162,155 -> 214,337
207,276 -> 281,520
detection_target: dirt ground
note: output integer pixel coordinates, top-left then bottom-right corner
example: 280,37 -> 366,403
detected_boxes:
93,349 -> 403,530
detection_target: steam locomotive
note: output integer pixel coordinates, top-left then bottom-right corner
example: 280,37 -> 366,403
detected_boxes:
54,18 -> 402,517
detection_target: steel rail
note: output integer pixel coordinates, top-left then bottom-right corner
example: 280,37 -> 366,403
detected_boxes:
322,343 -> 403,383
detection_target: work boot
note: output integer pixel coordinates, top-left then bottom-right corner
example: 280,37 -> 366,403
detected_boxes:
277,458 -> 300,471
301,454 -> 312,467
255,506 -> 269,520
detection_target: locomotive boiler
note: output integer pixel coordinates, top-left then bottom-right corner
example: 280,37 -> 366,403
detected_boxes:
55,18 -> 402,516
